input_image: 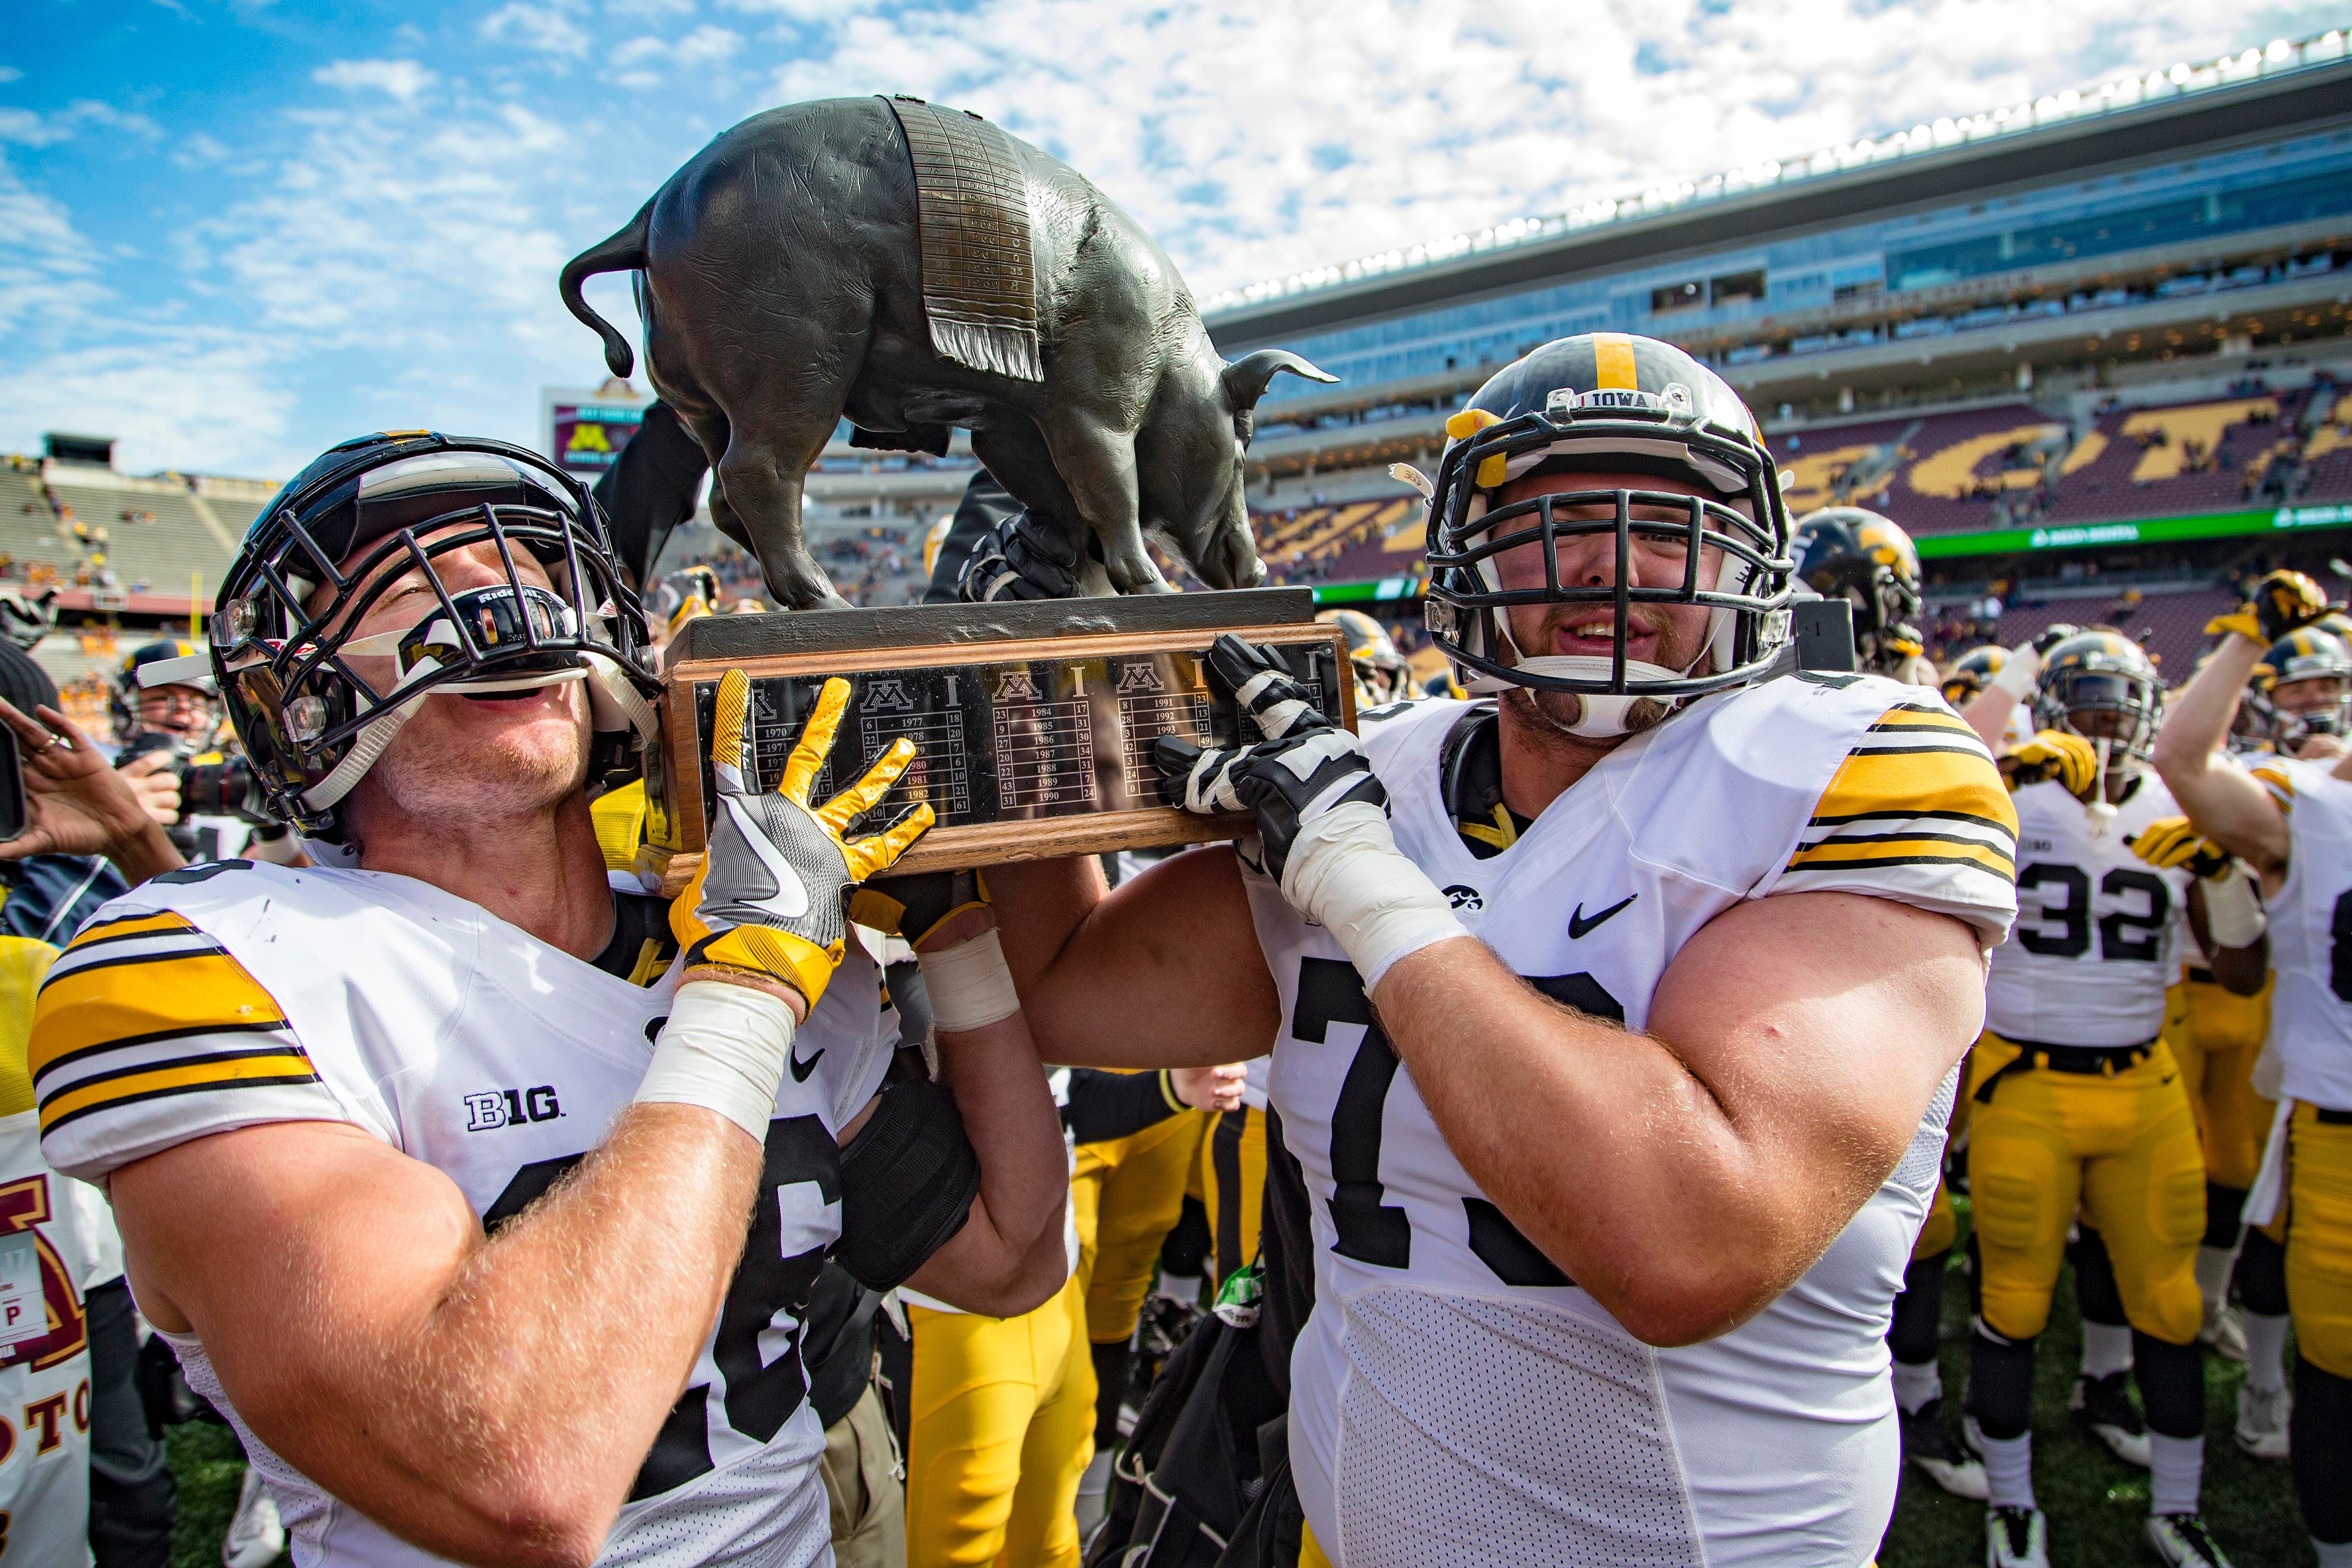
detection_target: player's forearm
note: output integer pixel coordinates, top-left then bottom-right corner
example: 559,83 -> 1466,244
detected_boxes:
358,1106 -> 763,1559
904,1017 -> 1070,1316
986,854 -> 1105,995
1960,687 -> 2019,754
2152,638 -> 2288,869
2154,634 -> 2261,780
1375,939 -> 1874,1345
991,849 -> 1274,1070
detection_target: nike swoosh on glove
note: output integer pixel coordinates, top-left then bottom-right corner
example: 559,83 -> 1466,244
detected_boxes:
957,509 -> 1082,602
673,670 -> 934,1007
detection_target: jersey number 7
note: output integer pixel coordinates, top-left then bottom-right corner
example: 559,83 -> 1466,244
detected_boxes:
484,1117 -> 837,1499
1292,958 -> 1616,1287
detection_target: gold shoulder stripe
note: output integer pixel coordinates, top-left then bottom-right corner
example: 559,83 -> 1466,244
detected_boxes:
39,1050 -> 319,1136
63,909 -> 198,952
1810,747 -> 2018,840
31,949 -> 289,1082
1789,836 -> 2016,876
2251,765 -> 2293,797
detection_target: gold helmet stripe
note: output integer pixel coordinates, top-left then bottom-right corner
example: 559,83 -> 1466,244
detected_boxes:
1593,333 -> 1639,391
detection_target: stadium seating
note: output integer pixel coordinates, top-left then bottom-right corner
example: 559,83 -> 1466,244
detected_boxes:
2034,387 -> 2325,524
1253,496 -> 1421,586
43,475 -> 235,599
1956,586 -> 2238,683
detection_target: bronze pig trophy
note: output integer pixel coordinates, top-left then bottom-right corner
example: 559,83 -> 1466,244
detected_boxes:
561,94 -> 1335,611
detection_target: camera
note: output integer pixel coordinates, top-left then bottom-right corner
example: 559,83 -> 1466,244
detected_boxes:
116,732 -> 278,860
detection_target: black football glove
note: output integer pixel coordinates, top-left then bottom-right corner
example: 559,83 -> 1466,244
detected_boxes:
958,510 -> 1082,602
1153,634 -> 1385,880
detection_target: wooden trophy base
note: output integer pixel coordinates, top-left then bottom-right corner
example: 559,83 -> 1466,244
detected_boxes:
642,588 -> 1352,889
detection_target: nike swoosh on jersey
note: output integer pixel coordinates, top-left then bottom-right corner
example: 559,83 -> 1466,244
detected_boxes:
716,792 -> 810,920
789,1039 -> 825,1082
1567,894 -> 1638,939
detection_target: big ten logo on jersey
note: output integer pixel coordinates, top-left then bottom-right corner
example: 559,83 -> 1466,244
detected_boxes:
465,1085 -> 563,1132
0,1177 -> 84,1373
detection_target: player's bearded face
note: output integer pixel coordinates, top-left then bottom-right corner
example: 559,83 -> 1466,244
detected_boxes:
317,526 -> 592,820
1489,469 -> 1731,738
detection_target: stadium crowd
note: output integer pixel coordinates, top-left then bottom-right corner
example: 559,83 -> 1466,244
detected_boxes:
4,332 -> 2352,1568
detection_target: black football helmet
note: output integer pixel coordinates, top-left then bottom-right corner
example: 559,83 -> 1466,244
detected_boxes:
2254,626 -> 2352,745
2033,630 -> 2162,767
1941,644 -> 2008,707
1422,333 -> 1793,735
201,432 -> 660,843
1791,508 -> 1923,676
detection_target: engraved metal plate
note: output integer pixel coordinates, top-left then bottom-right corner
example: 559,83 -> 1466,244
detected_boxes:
646,590 -> 1349,879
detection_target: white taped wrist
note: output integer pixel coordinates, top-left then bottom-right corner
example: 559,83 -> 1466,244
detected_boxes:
1281,800 -> 1470,990
918,927 -> 1022,1033
2203,868 -> 2267,949
1991,647 -> 2041,701
636,980 -> 796,1141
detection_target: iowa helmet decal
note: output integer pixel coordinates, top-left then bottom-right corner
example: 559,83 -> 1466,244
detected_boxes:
1421,333 -> 1793,736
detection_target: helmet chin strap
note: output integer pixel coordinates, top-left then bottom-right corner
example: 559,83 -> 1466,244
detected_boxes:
1486,610 -> 1707,739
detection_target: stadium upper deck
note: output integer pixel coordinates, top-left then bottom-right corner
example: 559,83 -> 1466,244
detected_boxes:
1208,32 -> 2352,451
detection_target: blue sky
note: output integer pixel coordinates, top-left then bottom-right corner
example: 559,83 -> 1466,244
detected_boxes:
3,0 -> 2343,479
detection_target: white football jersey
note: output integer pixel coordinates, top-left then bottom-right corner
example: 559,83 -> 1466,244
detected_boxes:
0,935 -> 102,1568
2249,757 -> 2352,1110
34,862 -> 903,1568
1986,775 -> 2191,1047
1248,680 -> 2016,1568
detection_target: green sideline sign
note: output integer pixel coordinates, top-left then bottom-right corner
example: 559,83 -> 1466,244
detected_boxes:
1914,503 -> 2352,560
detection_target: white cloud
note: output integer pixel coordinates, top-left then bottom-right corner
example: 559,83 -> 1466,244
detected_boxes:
311,58 -> 439,102
610,23 -> 742,81
720,0 -> 877,17
0,99 -> 164,148
0,68 -> 22,84
170,131 -> 233,169
480,1 -> 593,58
12,0 -> 2348,478
764,0 -> 2352,296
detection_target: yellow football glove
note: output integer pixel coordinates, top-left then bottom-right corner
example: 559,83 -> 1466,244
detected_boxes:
2208,568 -> 2328,645
2126,815 -> 2233,881
2006,728 -> 2099,798
672,671 -> 934,1007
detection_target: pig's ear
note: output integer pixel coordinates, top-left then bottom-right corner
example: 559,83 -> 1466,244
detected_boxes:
1220,350 -> 1339,412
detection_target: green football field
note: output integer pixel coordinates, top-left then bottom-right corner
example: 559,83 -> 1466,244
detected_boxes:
165,1195 -> 2312,1568
1882,1197 -> 2310,1568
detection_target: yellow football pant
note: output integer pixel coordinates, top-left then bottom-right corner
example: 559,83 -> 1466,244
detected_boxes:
1072,1110 -> 1207,1346
1201,1105 -> 1269,1287
2173,974 -> 2275,1189
2289,1104 -> 2352,1379
905,1274 -> 1097,1568
1915,1178 -> 1957,1260
1967,1032 -> 2206,1345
